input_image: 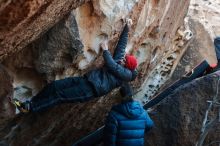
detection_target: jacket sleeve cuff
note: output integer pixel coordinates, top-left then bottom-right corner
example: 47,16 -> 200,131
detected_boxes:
103,50 -> 111,57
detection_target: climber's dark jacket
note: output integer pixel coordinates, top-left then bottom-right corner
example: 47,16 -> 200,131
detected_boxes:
113,24 -> 129,63
104,100 -> 154,146
86,24 -> 137,96
86,50 -> 137,96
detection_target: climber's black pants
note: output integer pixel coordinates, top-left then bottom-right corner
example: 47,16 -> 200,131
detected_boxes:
29,77 -> 96,112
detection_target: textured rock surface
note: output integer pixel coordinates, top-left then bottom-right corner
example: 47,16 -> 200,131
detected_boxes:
146,71 -> 220,146
34,12 -> 83,81
138,0 -> 220,104
187,0 -> 220,64
0,0 -> 89,61
143,0 -> 220,104
134,18 -> 193,103
189,0 -> 220,39
0,65 -> 14,119
0,0 -> 216,146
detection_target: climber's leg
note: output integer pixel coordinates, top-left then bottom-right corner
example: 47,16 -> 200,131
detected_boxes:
30,77 -> 95,112
31,77 -> 83,104
13,77 -> 86,113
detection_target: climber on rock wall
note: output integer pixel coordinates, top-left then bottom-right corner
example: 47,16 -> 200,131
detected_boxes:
13,19 -> 138,113
103,83 -> 154,146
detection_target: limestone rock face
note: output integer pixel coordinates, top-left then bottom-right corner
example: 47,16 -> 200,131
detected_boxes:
34,13 -> 83,81
0,0 -> 195,146
187,0 -> 220,64
189,0 -> 220,39
161,0 -> 220,90
0,0 -> 90,61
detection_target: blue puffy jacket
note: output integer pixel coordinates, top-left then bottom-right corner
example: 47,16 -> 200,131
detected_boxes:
86,25 -> 137,96
104,101 -> 154,146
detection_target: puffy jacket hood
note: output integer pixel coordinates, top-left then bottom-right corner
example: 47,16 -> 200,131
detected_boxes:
113,101 -> 144,119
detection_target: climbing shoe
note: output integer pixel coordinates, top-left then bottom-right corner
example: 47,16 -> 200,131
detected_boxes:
13,99 -> 30,113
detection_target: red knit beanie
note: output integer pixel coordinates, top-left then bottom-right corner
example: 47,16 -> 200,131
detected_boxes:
125,55 -> 138,70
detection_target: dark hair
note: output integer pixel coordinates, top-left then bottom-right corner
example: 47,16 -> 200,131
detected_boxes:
119,83 -> 133,101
